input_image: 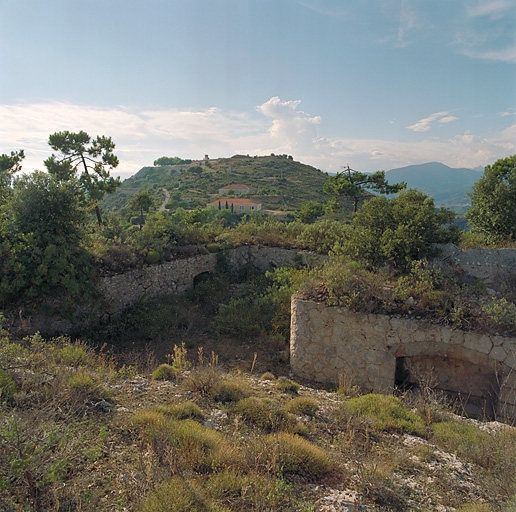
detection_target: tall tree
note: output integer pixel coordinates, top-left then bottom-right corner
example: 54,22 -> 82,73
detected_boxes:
324,165 -> 406,213
44,131 -> 121,225
343,189 -> 458,269
129,190 -> 153,230
466,155 -> 516,242
0,150 -> 24,202
1,172 -> 94,304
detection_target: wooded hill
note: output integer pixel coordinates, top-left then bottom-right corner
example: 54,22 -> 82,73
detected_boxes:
101,154 -> 337,215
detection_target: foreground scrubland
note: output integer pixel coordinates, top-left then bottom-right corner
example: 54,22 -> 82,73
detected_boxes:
2,289 -> 516,511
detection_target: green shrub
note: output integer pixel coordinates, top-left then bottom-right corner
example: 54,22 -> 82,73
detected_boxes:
260,371 -> 276,381
265,432 -> 333,477
157,401 -> 205,421
206,469 -> 287,510
343,394 -> 425,435
152,363 -> 177,381
0,369 -> 16,402
481,297 -> 516,333
235,397 -> 301,433
53,343 -> 88,366
133,413 -> 227,471
140,475 -> 227,512
212,377 -> 250,403
275,376 -> 300,394
431,421 -> 494,467
67,372 -> 111,406
285,397 -> 318,418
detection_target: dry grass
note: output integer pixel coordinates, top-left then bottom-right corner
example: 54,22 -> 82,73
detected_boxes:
2,333 -> 516,511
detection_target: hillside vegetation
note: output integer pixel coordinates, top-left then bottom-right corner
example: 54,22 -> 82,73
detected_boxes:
101,154 -> 339,215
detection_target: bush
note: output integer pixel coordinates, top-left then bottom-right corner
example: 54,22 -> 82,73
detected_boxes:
275,376 -> 300,394
342,189 -> 458,270
184,365 -> 223,396
285,397 -> 318,418
212,377 -> 250,403
343,394 -> 425,435
264,432 -> 333,477
140,475 -> 225,512
152,363 -> 177,381
431,421 -> 493,467
235,397 -> 301,433
67,372 -> 111,405
53,342 -> 89,366
206,469 -> 286,510
133,414 -> 227,472
157,401 -> 205,421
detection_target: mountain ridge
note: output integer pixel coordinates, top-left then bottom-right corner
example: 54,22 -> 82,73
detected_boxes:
385,162 -> 482,212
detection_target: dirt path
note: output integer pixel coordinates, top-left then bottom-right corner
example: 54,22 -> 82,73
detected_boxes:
158,188 -> 170,211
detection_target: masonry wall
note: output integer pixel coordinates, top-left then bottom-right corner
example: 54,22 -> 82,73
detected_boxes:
290,297 -> 516,419
434,243 -> 516,292
11,246 -> 323,334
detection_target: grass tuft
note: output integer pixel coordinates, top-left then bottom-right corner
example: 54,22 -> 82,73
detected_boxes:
343,393 -> 425,435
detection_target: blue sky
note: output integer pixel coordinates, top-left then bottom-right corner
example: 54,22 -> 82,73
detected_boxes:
1,0 -> 515,180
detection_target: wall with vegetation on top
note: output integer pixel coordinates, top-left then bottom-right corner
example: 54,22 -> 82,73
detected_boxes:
10,246 -> 323,334
290,297 -> 516,420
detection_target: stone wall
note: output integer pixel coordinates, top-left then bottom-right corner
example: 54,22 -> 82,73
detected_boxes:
434,244 -> 516,292
10,246 -> 322,334
99,245 -> 323,314
290,298 -> 516,419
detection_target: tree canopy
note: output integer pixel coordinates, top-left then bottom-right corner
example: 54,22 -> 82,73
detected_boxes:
154,156 -> 192,166
341,189 -> 458,269
1,172 -> 94,305
324,166 -> 406,213
0,150 -> 24,202
129,190 -> 154,229
466,155 -> 516,242
44,130 -> 121,225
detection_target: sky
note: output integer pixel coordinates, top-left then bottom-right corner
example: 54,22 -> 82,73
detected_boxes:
1,0 -> 515,181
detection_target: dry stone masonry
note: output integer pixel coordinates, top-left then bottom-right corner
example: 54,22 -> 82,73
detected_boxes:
290,298 -> 516,420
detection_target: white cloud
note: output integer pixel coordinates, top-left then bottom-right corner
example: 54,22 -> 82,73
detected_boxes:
439,115 -> 459,124
0,99 -> 514,182
406,111 -> 456,132
498,109 -> 516,117
467,0 -> 514,19
456,0 -> 516,63
256,97 -> 321,151
396,0 -> 420,48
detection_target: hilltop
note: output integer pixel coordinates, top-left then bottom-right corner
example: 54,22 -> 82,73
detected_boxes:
102,154 -> 336,215
103,157 -> 483,218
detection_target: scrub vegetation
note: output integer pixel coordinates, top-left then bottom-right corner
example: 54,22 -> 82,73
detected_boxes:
2,145 -> 516,510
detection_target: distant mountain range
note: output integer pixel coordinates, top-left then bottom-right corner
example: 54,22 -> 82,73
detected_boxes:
385,162 -> 483,213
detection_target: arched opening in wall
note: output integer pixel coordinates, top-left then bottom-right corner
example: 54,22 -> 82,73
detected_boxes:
193,271 -> 212,287
394,355 -> 500,419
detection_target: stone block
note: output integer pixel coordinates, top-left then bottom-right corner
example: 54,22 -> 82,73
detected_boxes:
464,333 -> 493,354
489,345 -> 507,362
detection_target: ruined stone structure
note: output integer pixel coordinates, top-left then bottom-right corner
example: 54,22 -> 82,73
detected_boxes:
100,245 -> 322,313
290,244 -> 516,419
290,299 -> 516,420
433,243 -> 516,293
12,246 -> 322,334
